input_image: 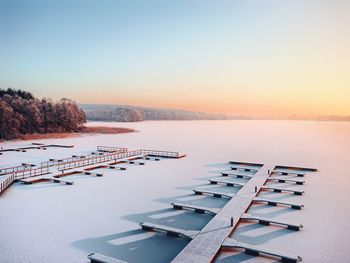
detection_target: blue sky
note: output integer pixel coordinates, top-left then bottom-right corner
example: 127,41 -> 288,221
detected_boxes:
1,0 -> 349,116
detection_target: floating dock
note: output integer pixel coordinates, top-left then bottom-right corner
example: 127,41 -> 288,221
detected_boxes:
221,171 -> 254,178
240,213 -> 303,230
230,166 -> 259,172
19,176 -> 74,185
193,189 -> 235,198
209,178 -> 244,187
0,174 -> 16,195
267,177 -> 305,185
160,161 -> 314,263
0,146 -> 185,195
0,143 -> 73,155
261,186 -> 305,195
171,164 -> 275,263
253,197 -> 304,209
172,202 -> 220,215
88,253 -> 127,263
140,222 -> 199,240
222,238 -> 302,263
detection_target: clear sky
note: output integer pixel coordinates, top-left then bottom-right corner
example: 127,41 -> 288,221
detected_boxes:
1,0 -> 349,117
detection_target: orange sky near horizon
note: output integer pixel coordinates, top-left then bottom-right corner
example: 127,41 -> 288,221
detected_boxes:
1,1 -> 350,117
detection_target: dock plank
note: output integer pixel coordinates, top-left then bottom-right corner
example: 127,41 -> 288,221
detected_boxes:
222,238 -> 302,262
172,164 -> 274,263
140,222 -> 199,240
172,202 -> 220,215
88,253 -> 127,263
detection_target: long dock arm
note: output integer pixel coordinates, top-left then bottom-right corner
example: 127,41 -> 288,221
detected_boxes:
222,238 -> 302,263
253,197 -> 304,210
240,213 -> 303,231
139,222 -> 199,240
172,202 -> 220,215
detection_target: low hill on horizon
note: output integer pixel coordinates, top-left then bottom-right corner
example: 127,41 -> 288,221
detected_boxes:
80,103 -> 350,122
80,103 -> 240,122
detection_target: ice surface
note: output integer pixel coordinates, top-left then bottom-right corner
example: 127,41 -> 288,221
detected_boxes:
0,120 -> 349,263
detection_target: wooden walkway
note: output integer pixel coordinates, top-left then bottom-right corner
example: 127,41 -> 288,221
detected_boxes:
86,160 -> 314,263
0,174 -> 16,195
0,143 -> 73,154
0,147 -> 185,195
172,202 -> 220,215
168,162 -> 316,262
171,164 -> 275,263
19,176 -> 74,185
222,238 -> 302,263
88,253 -> 127,263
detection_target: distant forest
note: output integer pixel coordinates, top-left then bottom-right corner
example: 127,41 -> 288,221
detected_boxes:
80,104 -> 230,122
0,88 -> 86,140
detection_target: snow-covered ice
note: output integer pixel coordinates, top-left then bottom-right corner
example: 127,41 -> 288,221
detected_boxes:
0,120 -> 349,263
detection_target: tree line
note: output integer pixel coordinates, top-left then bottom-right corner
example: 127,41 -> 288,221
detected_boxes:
81,104 -> 229,122
0,88 -> 86,140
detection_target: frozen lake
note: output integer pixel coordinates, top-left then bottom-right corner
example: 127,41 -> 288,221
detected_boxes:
0,120 -> 349,263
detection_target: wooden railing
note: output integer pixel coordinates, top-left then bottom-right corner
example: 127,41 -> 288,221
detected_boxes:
0,148 -> 183,190
56,150 -> 143,170
12,166 -> 50,180
0,148 -> 183,194
140,149 -> 180,158
0,164 -> 34,176
97,146 -> 128,153
0,174 -> 16,194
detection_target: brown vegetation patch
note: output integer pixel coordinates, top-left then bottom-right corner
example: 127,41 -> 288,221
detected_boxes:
5,126 -> 135,142
82,126 -> 135,134
18,133 -> 81,140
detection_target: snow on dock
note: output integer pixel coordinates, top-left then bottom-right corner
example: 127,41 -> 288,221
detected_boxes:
209,178 -> 245,187
172,202 -> 220,215
171,164 -> 275,263
222,238 -> 302,263
136,160 -> 315,263
267,177 -> 305,185
193,188 -> 235,198
0,146 -> 185,194
261,186 -> 305,195
240,213 -> 303,231
0,143 -> 73,155
88,253 -> 127,263
221,171 -> 254,178
140,222 -> 199,240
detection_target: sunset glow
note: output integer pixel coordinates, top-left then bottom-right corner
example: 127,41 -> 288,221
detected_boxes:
1,0 -> 349,117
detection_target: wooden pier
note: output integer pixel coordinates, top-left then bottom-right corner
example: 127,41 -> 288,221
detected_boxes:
193,189 -> 235,198
0,174 -> 16,195
172,202 -> 220,215
88,253 -> 127,263
140,222 -> 199,240
240,213 -> 303,231
0,143 -> 73,155
209,178 -> 244,188
136,161 -> 316,263
253,197 -> 304,210
19,176 -> 74,185
171,164 -> 275,263
267,177 -> 305,185
221,171 -> 254,178
222,238 -> 302,263
273,170 -> 306,177
230,166 -> 259,172
261,186 -> 305,195
0,146 -> 185,195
